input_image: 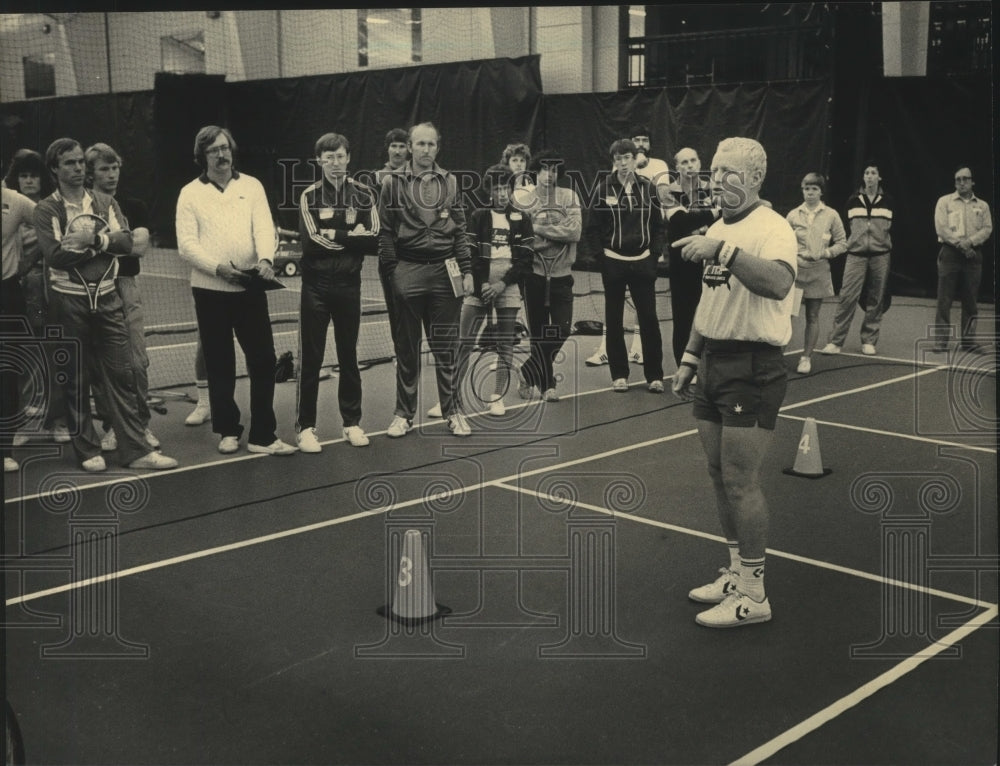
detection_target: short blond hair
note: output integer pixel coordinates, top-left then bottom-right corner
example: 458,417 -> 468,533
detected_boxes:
716,137 -> 767,184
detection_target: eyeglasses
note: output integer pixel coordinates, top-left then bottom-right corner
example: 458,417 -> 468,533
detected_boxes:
205,145 -> 232,157
955,176 -> 972,181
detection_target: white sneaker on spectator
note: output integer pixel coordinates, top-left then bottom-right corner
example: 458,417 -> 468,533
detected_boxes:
185,402 -> 211,426
342,426 -> 370,447
81,455 -> 106,472
387,416 -> 413,438
542,388 -> 560,402
4,457 -> 19,473
796,357 -> 812,374
819,343 -> 840,355
448,413 -> 471,437
612,378 -> 629,392
586,350 -> 609,367
648,379 -> 664,393
101,428 -> 117,452
247,439 -> 297,456
427,402 -> 442,418
861,343 -> 877,355
487,396 -> 506,416
218,436 -> 240,454
128,452 -> 178,470
297,427 -> 322,453
13,432 -> 30,447
144,428 -> 160,449
52,424 -> 71,443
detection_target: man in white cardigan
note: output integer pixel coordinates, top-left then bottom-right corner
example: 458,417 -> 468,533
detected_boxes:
175,125 -> 295,456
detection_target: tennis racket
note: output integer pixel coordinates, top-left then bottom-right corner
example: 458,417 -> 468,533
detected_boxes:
64,213 -> 117,313
529,202 -> 570,307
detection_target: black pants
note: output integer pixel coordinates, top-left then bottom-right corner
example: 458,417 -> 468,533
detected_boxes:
296,278 -> 362,430
192,287 -> 278,446
668,251 -> 703,366
521,272 -> 573,392
601,258 -> 663,383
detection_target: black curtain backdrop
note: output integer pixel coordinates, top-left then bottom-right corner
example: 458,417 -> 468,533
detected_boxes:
543,81 -> 833,263
1,59 -> 992,299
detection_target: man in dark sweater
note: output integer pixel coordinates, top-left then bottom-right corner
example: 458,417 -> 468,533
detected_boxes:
377,122 -> 473,437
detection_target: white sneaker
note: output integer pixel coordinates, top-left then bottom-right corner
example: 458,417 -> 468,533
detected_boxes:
629,350 -> 644,364
585,351 -> 609,367
343,426 -> 370,447
612,378 -> 629,392
52,424 -> 71,443
297,427 -> 322,453
487,396 -> 506,416
796,357 -> 812,374
81,455 -> 106,472
542,388 -> 560,402
101,428 -> 117,452
427,402 -> 442,418
387,415 -> 413,438
4,457 -> 19,473
144,428 -> 160,449
448,413 -> 471,437
648,379 -> 664,393
218,436 -> 240,454
128,451 -> 178,470
13,432 -> 30,447
861,343 -> 877,355
696,591 -> 772,628
247,439 -> 297,456
688,568 -> 739,604
185,402 -> 211,426
819,343 -> 840,355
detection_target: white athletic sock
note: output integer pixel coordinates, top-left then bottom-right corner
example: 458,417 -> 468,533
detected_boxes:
196,380 -> 209,406
727,541 -> 740,572
739,557 -> 766,602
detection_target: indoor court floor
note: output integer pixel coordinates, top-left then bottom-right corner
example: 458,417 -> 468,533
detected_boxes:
3,297 -> 997,765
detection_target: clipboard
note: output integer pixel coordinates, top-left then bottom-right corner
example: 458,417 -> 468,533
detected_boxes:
231,262 -> 286,291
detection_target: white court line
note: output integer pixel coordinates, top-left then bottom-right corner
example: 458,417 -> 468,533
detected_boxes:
4,360 -> 988,506
778,414 -> 996,454
497,485 -> 996,611
5,429 -> 699,604
729,605 -> 999,766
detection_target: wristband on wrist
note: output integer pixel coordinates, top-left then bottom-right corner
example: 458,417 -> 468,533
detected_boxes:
681,351 -> 701,368
718,241 -> 739,269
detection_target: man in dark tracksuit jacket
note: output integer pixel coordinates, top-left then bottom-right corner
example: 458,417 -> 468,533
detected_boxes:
377,122 -> 473,438
585,138 -> 667,391
296,132 -> 378,451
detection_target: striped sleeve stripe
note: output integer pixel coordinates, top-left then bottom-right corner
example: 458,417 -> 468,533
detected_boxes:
847,208 -> 893,219
299,182 -> 343,251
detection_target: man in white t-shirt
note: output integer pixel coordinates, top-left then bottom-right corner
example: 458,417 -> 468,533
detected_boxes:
671,136 -> 797,628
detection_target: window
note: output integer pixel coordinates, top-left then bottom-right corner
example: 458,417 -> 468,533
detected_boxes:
23,53 -> 56,99
357,8 -> 421,68
161,30 -> 206,74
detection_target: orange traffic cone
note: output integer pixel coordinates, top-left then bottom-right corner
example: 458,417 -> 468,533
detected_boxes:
783,417 -> 832,478
379,529 -> 450,624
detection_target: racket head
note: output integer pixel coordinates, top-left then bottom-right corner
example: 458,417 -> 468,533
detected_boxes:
63,212 -> 110,253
